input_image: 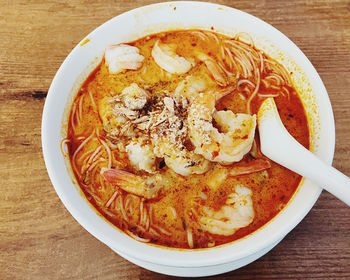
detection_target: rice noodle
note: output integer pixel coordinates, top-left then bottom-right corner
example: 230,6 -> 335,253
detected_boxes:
60,138 -> 70,156
141,65 -> 148,76
149,227 -> 161,237
99,138 -> 112,169
227,44 -> 250,78
275,64 -> 291,85
99,174 -> 106,192
199,192 -> 207,200
72,130 -> 95,176
152,224 -> 172,236
191,30 -> 208,41
80,150 -> 96,174
232,49 -> 251,77
88,90 -> 96,109
105,190 -> 119,208
105,138 -> 118,150
149,204 -> 154,223
87,146 -> 103,165
204,31 -> 220,45
238,93 -> 246,100
168,206 -> 177,219
90,160 -> 105,185
187,228 -> 194,248
282,86 -> 291,100
96,128 -> 101,138
140,207 -> 145,227
86,158 -> 105,173
244,50 -> 257,76
270,85 -> 282,90
261,79 -> 269,88
143,207 -> 150,231
78,94 -> 84,123
217,61 -> 234,77
139,200 -> 144,225
118,195 -> 128,222
85,185 -> 102,204
265,75 -> 282,85
234,32 -> 254,46
125,194 -> 138,214
208,241 -> 216,247
79,147 -> 95,162
103,208 -> 116,217
237,79 -> 255,88
124,196 -> 131,212
264,58 -> 276,65
220,44 -> 226,61
137,225 -> 146,233
224,47 -> 236,71
259,52 -> 264,74
126,230 -> 150,243
71,102 -> 77,131
114,195 -> 121,211
258,93 -> 280,98
246,69 -> 260,115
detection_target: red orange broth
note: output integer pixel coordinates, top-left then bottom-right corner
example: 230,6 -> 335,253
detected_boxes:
65,30 -> 309,248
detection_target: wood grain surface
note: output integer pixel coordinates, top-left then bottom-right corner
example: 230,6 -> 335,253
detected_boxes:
1,1 -> 349,279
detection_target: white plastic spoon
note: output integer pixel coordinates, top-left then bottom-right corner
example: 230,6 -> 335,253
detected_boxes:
258,98 -> 350,206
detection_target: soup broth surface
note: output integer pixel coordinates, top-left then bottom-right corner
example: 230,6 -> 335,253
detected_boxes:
64,30 -> 309,249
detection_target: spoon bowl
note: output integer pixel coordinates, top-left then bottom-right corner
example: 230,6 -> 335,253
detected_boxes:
258,98 -> 350,206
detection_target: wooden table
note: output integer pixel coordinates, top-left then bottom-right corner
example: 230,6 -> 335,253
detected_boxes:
1,1 -> 349,279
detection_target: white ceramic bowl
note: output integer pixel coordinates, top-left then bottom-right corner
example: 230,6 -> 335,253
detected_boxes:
42,1 -> 335,277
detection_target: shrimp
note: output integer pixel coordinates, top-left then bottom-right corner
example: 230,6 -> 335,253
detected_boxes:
125,141 -> 156,173
205,164 -> 229,191
99,84 -> 148,136
196,185 -> 254,236
229,158 -> 271,176
102,168 -> 163,199
99,96 -> 132,137
151,40 -> 193,74
153,137 -> 210,176
195,52 -> 228,86
187,87 -> 256,164
120,83 -> 148,110
174,75 -> 207,103
148,95 -> 210,176
105,44 -> 144,74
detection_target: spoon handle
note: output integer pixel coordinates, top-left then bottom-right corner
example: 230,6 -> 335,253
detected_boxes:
258,98 -> 350,206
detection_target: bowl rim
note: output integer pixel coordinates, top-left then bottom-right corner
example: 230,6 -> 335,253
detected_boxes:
42,1 -> 335,268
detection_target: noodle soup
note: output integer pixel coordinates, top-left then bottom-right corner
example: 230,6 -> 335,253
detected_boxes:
62,30 -> 309,249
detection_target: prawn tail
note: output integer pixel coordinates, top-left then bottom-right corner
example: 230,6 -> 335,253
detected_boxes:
211,85 -> 237,102
102,168 -> 140,186
228,158 -> 271,177
102,168 -> 160,199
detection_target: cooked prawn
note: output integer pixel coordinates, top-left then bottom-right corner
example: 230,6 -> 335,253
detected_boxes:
154,138 -> 211,176
197,185 -> 254,236
195,52 -> 228,86
102,168 -> 163,199
174,75 -> 207,103
148,95 -> 210,176
125,141 -> 156,173
188,87 -> 256,164
151,40 -> 193,74
99,96 -> 131,136
229,158 -> 271,176
105,44 -> 144,74
99,84 -> 148,136
120,83 -> 148,110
